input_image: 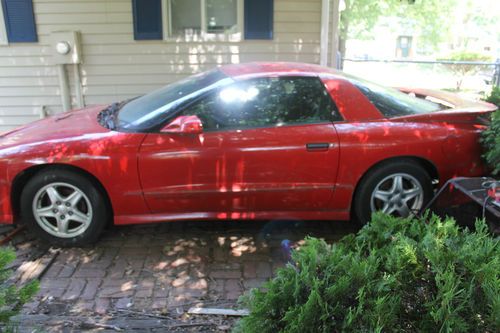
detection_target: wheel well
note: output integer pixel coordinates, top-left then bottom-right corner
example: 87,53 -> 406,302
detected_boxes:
351,156 -> 439,216
11,164 -> 114,224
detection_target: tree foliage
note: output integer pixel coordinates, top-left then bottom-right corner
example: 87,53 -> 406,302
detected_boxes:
236,213 -> 499,333
339,0 -> 498,57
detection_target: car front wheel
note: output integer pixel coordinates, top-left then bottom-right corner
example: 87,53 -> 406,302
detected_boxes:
20,168 -> 108,246
354,161 -> 433,224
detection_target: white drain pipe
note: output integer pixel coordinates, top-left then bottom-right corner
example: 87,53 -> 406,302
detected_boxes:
320,0 -> 330,66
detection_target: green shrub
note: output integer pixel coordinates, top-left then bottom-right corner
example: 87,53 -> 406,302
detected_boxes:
485,86 -> 500,108
481,88 -> 500,175
0,248 -> 39,325
236,213 -> 499,333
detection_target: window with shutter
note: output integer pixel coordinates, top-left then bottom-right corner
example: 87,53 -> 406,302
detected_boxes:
1,0 -> 37,43
132,0 -> 273,42
164,0 -> 242,40
244,0 -> 273,40
0,3 -> 8,45
132,0 -> 163,40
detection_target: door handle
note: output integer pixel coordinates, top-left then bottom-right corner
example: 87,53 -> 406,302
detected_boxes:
306,143 -> 330,151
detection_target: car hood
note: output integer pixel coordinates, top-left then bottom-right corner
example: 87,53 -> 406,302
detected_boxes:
0,105 -> 110,150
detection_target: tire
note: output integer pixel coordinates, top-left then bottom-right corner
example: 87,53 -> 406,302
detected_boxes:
20,168 -> 108,246
353,161 -> 433,224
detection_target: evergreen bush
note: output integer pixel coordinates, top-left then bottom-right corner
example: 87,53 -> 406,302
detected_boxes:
236,213 -> 499,333
0,248 -> 39,326
481,88 -> 500,175
485,86 -> 500,108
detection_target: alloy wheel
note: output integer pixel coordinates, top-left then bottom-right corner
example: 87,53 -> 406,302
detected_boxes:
370,173 -> 424,217
32,182 -> 93,238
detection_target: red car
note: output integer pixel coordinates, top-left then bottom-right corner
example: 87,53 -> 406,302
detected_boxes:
0,62 -> 496,246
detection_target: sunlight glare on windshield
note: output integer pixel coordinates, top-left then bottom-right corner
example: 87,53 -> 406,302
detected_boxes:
219,86 -> 260,104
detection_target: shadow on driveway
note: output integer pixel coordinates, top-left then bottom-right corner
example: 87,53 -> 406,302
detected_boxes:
16,219 -> 360,331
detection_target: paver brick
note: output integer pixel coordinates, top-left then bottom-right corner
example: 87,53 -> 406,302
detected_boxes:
243,278 -> 268,290
101,278 -> 136,287
79,260 -> 112,270
210,270 -> 241,279
115,297 -> 133,309
225,279 -> 243,294
25,220 -> 353,318
71,300 -> 94,313
42,263 -> 63,278
151,298 -> 167,310
39,287 -> 65,298
99,286 -> 135,298
135,288 -> 153,298
213,247 -> 229,261
81,278 -> 102,300
73,268 -> 106,278
61,278 -> 86,301
135,279 -> 154,298
256,262 -> 272,278
243,262 -> 257,278
95,298 -> 110,315
40,278 -> 70,290
154,285 -> 169,298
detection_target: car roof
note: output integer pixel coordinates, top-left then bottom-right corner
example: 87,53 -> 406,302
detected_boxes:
219,62 -> 343,79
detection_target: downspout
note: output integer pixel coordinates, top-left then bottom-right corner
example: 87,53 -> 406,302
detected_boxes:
320,0 -> 330,66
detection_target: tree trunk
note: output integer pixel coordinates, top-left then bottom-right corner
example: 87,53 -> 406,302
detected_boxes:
338,0 -> 350,70
339,37 -> 347,70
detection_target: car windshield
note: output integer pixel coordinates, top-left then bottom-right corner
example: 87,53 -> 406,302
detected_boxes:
345,74 -> 444,117
116,69 -> 232,131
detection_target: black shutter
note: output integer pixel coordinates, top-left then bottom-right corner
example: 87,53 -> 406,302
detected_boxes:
1,0 -> 37,43
244,0 -> 273,40
132,0 -> 163,40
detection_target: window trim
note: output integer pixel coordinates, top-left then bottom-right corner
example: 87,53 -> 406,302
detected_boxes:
161,0 -> 244,42
197,119 -> 338,134
0,3 -> 7,45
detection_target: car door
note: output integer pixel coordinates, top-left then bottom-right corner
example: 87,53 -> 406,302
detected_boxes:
138,76 -> 342,214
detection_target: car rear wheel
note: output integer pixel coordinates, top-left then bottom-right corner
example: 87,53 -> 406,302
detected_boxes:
354,161 -> 433,224
20,169 -> 108,246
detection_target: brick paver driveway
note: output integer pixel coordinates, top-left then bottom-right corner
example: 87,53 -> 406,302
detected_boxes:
17,219 -> 359,331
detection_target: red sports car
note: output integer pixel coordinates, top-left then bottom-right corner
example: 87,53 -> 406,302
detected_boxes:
0,62 -> 496,246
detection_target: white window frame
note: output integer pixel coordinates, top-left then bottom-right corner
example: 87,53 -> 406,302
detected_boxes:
0,3 -> 8,45
161,0 -> 244,42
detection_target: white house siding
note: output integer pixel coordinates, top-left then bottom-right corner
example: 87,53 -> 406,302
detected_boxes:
0,0 -> 323,133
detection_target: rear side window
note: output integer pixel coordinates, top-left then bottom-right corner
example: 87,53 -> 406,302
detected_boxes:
182,76 -> 341,131
349,76 -> 443,117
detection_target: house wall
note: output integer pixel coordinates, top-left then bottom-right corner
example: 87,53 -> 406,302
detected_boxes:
0,0 -> 323,133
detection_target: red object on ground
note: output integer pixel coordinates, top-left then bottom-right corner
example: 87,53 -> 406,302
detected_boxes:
0,62 -> 496,226
488,184 -> 500,203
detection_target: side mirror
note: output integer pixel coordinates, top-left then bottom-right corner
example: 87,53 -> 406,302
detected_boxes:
161,115 -> 203,134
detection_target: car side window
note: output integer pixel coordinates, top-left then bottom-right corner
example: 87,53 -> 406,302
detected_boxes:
180,76 -> 341,131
